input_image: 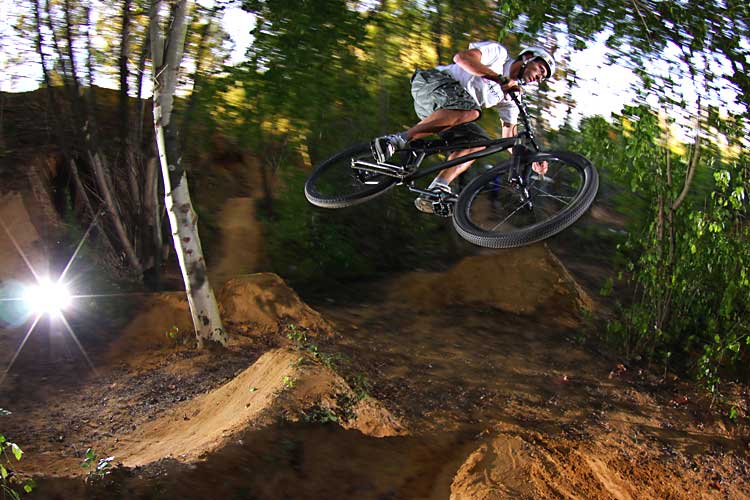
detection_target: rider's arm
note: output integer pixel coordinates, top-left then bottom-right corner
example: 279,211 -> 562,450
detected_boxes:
502,123 -> 517,138
453,48 -> 519,94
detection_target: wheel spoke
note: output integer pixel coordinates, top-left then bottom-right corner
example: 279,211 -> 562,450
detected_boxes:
489,198 -> 533,231
455,151 -> 597,248
529,185 -> 574,205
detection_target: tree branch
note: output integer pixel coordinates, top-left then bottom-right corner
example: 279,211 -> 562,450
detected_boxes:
672,129 -> 701,212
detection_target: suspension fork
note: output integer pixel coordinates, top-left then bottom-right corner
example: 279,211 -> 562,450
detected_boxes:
508,138 -> 535,208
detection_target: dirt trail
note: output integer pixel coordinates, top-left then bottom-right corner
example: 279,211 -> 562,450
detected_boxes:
204,156 -> 271,288
312,261 -> 750,499
209,196 -> 266,287
1,177 -> 748,498
2,246 -> 746,498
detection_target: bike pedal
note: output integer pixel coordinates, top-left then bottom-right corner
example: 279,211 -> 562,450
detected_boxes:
431,193 -> 456,217
432,201 -> 454,217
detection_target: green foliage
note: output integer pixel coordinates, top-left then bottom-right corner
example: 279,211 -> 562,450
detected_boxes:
0,410 -> 34,499
197,0 -> 748,299
286,324 -> 339,369
81,448 -> 114,482
260,160 -> 457,291
300,403 -> 339,424
282,375 -> 296,389
284,323 -> 370,423
687,167 -> 750,394
263,168 -> 375,287
578,104 -> 750,394
184,0 -> 750,393
348,373 -> 372,403
164,325 -> 193,346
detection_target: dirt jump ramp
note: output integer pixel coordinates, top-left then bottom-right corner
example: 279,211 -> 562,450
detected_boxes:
112,347 -> 404,467
387,243 -> 592,325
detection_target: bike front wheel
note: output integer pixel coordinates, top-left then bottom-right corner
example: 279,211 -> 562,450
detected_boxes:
304,143 -> 397,208
453,150 -> 599,248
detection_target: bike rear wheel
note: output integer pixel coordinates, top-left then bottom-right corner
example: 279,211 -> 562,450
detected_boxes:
305,143 -> 397,208
453,150 -> 598,248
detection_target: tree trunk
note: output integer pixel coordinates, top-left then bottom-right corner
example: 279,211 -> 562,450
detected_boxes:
90,151 -> 142,273
84,2 -> 98,112
120,0 -> 141,228
142,155 -> 162,288
259,158 -> 275,218
119,0 -> 132,147
70,158 -> 119,258
62,0 -> 81,95
135,34 -> 151,148
150,0 -> 225,347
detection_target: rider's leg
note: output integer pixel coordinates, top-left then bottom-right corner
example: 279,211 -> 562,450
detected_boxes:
428,121 -> 490,187
405,109 -> 481,141
431,146 -> 484,185
372,109 -> 479,163
416,146 -> 485,214
373,68 -> 481,163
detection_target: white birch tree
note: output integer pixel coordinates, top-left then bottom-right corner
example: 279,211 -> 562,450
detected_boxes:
149,0 -> 226,347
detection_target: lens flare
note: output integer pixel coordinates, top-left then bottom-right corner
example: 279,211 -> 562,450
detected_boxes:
23,279 -> 72,316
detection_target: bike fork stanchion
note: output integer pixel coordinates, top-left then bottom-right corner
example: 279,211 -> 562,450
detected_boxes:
507,137 -> 526,184
506,139 -> 537,211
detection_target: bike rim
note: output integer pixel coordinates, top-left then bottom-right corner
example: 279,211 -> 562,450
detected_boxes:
464,156 -> 587,234
306,146 -> 393,204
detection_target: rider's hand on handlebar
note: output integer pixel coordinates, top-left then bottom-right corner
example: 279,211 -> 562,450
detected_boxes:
484,74 -> 521,95
500,78 -> 521,95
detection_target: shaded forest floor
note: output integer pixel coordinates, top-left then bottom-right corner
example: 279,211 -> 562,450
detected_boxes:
1,243 -> 749,499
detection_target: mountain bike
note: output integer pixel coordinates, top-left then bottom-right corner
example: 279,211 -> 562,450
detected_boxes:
304,91 -> 599,249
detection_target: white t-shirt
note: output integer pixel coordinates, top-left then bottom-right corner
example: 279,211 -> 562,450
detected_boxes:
436,41 -> 519,125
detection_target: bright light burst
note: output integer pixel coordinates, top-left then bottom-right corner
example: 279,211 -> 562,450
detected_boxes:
0,212 -> 104,384
22,278 -> 72,316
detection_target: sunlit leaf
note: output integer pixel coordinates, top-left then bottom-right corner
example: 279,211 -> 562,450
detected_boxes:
11,443 -> 22,461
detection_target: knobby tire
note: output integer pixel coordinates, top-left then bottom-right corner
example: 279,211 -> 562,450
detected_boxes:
304,143 -> 397,208
452,150 -> 598,248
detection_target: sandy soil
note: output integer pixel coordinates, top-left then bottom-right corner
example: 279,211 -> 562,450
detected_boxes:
0,256 -> 746,498
0,182 -> 749,499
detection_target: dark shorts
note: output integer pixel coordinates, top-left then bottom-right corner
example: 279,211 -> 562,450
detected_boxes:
411,68 -> 480,119
410,69 -> 490,143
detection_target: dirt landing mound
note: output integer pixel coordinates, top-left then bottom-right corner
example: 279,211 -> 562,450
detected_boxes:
219,273 -> 333,335
112,347 -> 404,468
451,432 -> 636,500
450,430 -> 733,500
106,293 -> 192,350
107,273 -> 332,368
388,244 -> 592,322
450,435 -> 538,499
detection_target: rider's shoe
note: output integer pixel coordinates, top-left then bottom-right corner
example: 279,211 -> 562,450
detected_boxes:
414,185 -> 453,214
371,134 -> 406,163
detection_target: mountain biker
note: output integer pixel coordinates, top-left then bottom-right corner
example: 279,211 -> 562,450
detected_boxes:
371,42 -> 555,213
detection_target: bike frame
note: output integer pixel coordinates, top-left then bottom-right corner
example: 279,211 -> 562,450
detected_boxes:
352,90 -> 542,193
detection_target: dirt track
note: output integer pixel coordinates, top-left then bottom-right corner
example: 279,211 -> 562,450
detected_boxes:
1,176 -> 749,498
0,248 -> 748,498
